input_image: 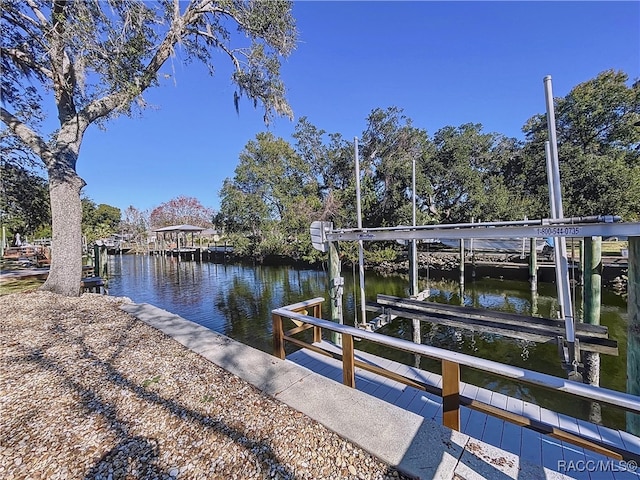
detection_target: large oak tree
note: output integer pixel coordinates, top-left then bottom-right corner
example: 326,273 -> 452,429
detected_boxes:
1,0 -> 296,295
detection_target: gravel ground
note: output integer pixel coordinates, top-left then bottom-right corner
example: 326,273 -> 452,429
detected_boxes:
0,291 -> 413,480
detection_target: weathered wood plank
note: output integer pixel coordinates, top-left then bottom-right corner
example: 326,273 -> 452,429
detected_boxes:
381,304 -> 618,355
442,360 -> 461,430
342,334 -> 355,387
377,294 -> 609,336
286,347 -> 639,463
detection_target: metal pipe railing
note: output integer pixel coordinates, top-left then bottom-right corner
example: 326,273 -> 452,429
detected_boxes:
273,305 -> 640,413
273,301 -> 640,460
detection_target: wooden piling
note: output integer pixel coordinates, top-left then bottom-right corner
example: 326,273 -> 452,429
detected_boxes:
583,237 -> 602,327
408,240 -> 422,345
583,236 -> 602,422
409,240 -> 418,297
582,237 -> 602,386
328,241 -> 343,345
93,244 -> 100,277
627,236 -> 640,435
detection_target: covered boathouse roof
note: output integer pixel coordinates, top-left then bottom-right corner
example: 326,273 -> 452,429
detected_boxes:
153,224 -> 206,233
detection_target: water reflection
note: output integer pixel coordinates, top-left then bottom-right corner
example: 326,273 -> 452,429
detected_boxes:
107,254 -> 629,430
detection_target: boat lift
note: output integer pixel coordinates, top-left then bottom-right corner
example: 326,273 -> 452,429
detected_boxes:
311,217 -> 639,376
311,75 -> 640,378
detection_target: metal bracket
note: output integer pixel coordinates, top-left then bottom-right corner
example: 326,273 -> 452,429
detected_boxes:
557,336 -> 583,380
331,277 -> 344,306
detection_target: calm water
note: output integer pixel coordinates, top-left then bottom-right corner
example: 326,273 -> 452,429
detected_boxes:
106,253 -> 631,430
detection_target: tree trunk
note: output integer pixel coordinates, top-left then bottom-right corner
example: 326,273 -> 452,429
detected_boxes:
40,173 -> 85,296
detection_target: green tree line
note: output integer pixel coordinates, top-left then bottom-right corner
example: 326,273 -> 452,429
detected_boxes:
3,70 -> 639,264
217,70 -> 640,263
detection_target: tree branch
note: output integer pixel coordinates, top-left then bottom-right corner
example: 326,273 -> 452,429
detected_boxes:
0,107 -> 53,167
79,2 -> 205,125
45,1 -> 78,125
1,47 -> 53,79
24,0 -> 50,28
187,28 -> 242,73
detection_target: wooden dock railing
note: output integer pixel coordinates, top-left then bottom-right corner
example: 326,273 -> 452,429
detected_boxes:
272,298 -> 640,462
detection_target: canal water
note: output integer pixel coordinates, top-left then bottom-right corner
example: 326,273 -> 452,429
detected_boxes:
106,253 -> 630,431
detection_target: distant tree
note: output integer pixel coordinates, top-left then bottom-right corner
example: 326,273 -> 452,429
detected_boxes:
219,132 -> 321,259
359,107 -> 431,227
120,206 -> 150,247
518,70 -> 640,219
0,162 -> 50,237
292,117 -> 354,226
150,196 -> 214,229
1,0 -> 297,295
81,198 -> 120,244
420,123 -> 519,223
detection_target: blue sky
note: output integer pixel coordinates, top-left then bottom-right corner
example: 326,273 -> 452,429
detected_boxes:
74,1 -> 639,215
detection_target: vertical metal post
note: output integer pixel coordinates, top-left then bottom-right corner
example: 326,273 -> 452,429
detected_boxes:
410,155 -> 418,297
354,138 -> 367,327
529,238 -> 538,292
459,239 -> 465,304
544,76 -> 576,371
627,236 -> 640,435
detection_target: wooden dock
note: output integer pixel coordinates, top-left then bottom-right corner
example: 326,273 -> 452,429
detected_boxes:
287,342 -> 640,480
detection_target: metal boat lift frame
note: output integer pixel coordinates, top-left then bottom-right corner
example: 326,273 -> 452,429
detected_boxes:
311,75 -> 640,378
313,217 -> 640,373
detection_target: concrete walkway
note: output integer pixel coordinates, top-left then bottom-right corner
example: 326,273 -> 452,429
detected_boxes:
121,302 -> 575,480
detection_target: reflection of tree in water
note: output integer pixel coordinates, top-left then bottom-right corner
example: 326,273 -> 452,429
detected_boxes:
107,256 -> 630,431
151,256 -> 206,308
215,266 -> 326,352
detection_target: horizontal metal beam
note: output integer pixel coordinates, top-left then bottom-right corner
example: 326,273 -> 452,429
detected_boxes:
279,297 -> 325,311
326,222 -> 640,242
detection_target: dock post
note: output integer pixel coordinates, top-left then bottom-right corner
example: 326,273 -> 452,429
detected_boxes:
272,314 -> 285,360
529,238 -> 538,292
442,360 -> 461,431
342,333 -> 355,388
583,236 -> 602,423
409,240 -> 422,347
93,244 -> 100,277
328,241 -> 344,346
459,239 -> 465,304
627,236 -> 640,435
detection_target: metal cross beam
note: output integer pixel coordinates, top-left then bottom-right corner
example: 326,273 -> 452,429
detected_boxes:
326,222 -> 640,243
